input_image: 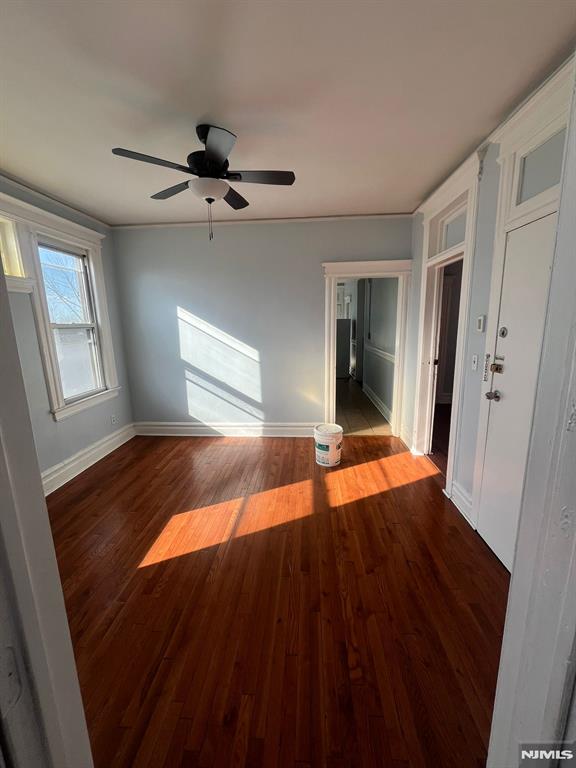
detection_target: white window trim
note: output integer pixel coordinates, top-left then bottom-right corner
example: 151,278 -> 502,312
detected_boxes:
437,202 -> 467,254
1,193 -> 120,421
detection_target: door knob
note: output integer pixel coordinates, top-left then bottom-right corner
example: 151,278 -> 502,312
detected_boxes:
485,390 -> 501,402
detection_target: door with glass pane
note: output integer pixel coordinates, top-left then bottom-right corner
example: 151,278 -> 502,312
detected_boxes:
38,245 -> 104,402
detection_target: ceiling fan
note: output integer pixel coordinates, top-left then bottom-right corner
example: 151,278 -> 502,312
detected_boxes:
112,124 -> 295,238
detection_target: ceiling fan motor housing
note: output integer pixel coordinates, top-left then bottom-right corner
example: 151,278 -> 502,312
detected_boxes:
187,150 -> 229,178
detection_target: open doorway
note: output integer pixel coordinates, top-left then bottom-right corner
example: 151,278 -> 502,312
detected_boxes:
324,260 -> 411,437
334,277 -> 398,436
429,259 -> 463,474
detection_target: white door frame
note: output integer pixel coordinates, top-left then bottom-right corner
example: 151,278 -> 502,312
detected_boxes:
412,153 -> 481,502
0,264 -> 93,767
471,72 -> 571,530
323,260 -> 412,437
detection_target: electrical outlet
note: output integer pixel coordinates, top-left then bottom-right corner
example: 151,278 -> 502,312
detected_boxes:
472,354 -> 478,371
111,414 -> 119,425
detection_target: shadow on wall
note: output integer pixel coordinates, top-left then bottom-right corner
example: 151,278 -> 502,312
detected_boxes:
177,306 -> 264,430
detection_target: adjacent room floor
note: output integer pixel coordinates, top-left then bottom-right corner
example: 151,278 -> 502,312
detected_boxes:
47,436 -> 509,768
430,403 -> 452,476
336,378 -> 392,436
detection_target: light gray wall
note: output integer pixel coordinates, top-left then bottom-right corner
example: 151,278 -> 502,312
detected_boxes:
112,217 -> 412,426
363,278 -> 398,415
452,144 -> 500,496
367,277 -> 397,354
1,176 -> 133,473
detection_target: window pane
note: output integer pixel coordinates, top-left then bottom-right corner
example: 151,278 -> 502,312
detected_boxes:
39,246 -> 92,324
54,327 -> 102,400
518,128 -> 566,204
444,211 -> 466,249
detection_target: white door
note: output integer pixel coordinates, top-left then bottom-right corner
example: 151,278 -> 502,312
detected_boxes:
477,213 -> 557,570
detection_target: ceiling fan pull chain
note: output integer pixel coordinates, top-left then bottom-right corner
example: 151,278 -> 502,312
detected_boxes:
207,200 -> 214,241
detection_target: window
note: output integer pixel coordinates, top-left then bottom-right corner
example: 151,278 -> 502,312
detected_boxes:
38,245 -> 105,402
517,128 -> 566,205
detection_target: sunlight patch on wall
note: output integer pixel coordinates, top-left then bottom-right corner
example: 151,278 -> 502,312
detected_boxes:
324,453 -> 439,507
185,370 -> 264,424
178,307 -> 261,403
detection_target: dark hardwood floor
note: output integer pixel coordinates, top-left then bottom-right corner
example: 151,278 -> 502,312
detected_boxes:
47,436 -> 509,768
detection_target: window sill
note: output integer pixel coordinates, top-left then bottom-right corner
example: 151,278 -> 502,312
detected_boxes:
51,387 -> 120,422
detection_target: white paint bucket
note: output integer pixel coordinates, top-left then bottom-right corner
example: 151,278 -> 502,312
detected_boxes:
314,423 -> 343,467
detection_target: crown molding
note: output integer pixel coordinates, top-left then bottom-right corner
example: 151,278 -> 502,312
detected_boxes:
0,192 -> 106,243
111,212 -> 413,230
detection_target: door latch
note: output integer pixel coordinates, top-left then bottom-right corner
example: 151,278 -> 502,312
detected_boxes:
485,390 -> 501,402
490,363 -> 504,374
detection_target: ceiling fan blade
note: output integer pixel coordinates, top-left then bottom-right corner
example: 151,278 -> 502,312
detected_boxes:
223,186 -> 249,210
151,181 -> 190,200
225,170 -> 295,185
203,126 -> 237,169
112,147 -> 194,174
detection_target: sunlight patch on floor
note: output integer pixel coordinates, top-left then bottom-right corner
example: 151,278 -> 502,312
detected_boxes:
324,453 -> 439,507
138,479 -> 313,567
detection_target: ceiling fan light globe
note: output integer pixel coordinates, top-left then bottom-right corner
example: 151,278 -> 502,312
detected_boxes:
188,178 -> 229,201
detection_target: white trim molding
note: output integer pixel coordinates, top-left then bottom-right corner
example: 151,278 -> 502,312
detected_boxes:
51,387 -> 120,421
363,342 -> 395,364
447,481 -> 474,526
0,191 -> 105,245
411,152 -> 480,507
6,275 -> 36,293
362,383 -> 392,424
42,424 -> 136,495
323,259 -> 411,437
134,422 -> 317,437
1,193 -> 120,422
322,259 -> 412,278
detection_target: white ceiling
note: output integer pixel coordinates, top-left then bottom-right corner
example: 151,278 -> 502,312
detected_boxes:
1,1 -> 575,225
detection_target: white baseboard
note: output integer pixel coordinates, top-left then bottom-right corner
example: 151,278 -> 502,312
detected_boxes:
448,481 -> 475,527
42,424 -> 136,496
134,421 -> 317,437
362,383 -> 392,424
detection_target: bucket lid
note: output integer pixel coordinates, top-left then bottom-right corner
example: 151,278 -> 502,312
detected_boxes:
314,423 -> 343,435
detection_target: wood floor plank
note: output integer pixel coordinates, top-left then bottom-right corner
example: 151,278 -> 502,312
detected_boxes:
46,435 -> 509,767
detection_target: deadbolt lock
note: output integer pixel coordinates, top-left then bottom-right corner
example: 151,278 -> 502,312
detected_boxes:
485,390 -> 501,402
490,363 -> 504,374
499,326 -> 508,338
